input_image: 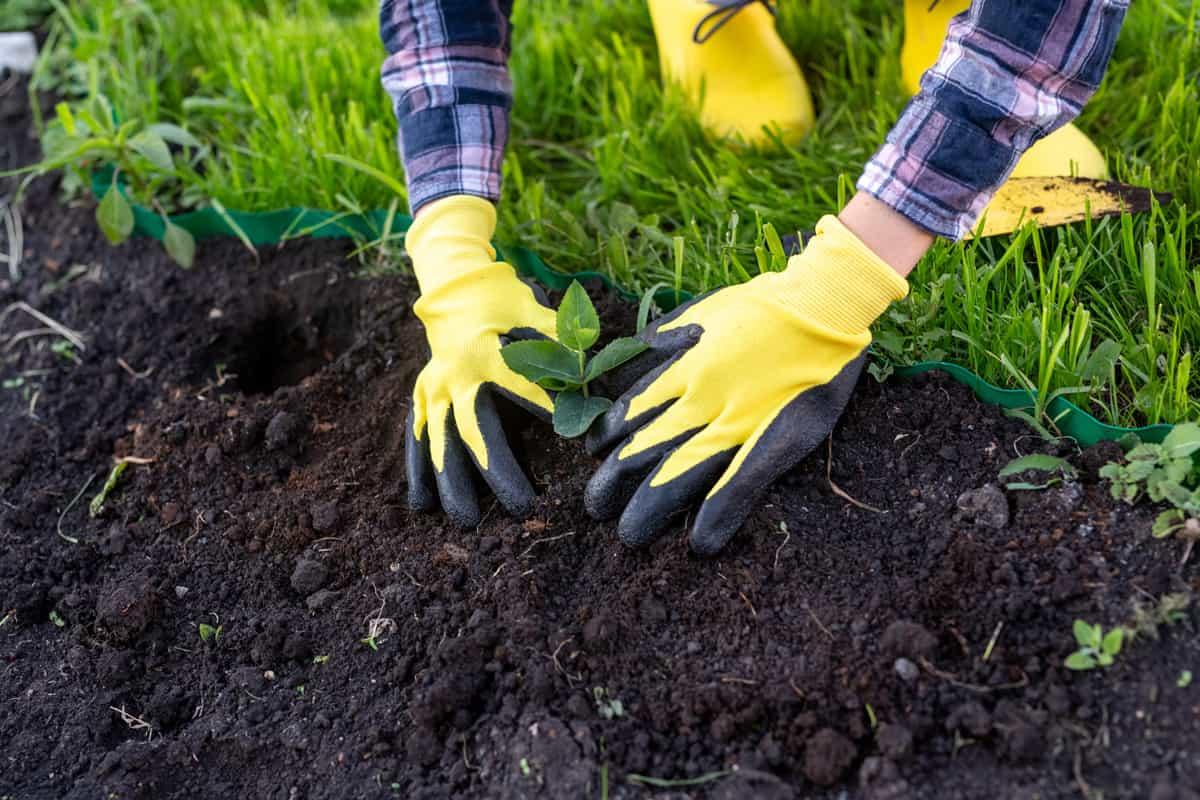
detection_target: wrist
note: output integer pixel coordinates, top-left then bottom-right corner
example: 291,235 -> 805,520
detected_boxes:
407,195 -> 501,294
773,215 -> 910,335
837,192 -> 933,278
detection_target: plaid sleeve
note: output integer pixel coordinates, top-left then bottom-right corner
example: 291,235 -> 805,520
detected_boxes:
858,0 -> 1129,239
379,0 -> 514,214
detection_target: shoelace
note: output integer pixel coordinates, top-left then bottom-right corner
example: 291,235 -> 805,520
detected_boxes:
692,0 -> 775,44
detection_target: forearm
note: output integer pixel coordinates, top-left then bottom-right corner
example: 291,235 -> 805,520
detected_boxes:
858,0 -> 1130,240
379,0 -> 515,215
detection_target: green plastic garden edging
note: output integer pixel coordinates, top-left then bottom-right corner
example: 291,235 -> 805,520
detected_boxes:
91,171 -> 1173,447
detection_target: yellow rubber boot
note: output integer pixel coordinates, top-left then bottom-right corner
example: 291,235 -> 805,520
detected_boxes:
900,0 -> 1107,180
648,0 -> 815,145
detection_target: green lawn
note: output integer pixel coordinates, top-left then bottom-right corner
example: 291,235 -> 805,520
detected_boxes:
27,0 -> 1200,428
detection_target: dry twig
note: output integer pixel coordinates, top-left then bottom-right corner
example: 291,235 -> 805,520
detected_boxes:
826,437 -> 883,514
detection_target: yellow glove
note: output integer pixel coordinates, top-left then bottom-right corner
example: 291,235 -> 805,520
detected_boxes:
405,195 -> 558,527
585,216 -> 908,553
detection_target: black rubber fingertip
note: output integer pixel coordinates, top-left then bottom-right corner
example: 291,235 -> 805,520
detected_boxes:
688,516 -> 742,557
584,429 -> 698,521
474,388 -> 539,519
405,408 -> 437,513
616,449 -> 735,548
434,411 -> 482,528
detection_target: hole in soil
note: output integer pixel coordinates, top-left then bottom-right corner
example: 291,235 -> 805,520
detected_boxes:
204,276 -> 360,395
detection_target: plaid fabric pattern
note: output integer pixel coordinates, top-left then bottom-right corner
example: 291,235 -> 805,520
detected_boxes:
380,0 -> 514,214
381,0 -> 1127,233
859,0 -> 1129,239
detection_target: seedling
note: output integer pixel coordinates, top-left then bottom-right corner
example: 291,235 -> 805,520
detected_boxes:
1101,424 -> 1200,563
50,339 -> 81,364
49,610 -> 66,628
999,453 -> 1078,490
198,623 -> 222,643
592,687 -> 625,720
88,461 -> 128,517
1130,592 -> 1191,640
14,95 -> 201,267
312,655 -> 330,665
501,281 -> 647,437
1179,670 -> 1193,688
1064,620 -> 1124,671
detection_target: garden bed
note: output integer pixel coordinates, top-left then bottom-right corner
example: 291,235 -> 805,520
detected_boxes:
3,77 -> 1200,800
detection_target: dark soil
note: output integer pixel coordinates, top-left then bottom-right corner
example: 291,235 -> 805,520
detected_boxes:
3,77 -> 1200,800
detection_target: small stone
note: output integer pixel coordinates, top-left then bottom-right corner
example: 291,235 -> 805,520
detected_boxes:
99,526 -> 128,556
174,585 -> 190,599
803,728 -> 857,787
161,502 -> 182,526
311,501 -> 340,533
956,484 -> 1009,529
893,657 -> 919,683
880,620 -> 937,660
1049,482 -> 1084,513
1004,722 -> 1044,763
230,666 -> 265,693
876,723 -> 913,761
265,412 -> 298,450
564,693 -> 591,719
946,701 -> 992,737
305,589 -> 342,611
204,445 -> 222,466
290,559 -> 329,596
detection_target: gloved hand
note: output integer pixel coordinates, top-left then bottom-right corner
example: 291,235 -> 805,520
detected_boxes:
585,215 -> 909,554
405,195 -> 558,528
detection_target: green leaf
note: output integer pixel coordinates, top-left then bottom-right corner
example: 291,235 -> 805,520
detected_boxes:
55,102 -> 78,137
1004,481 -> 1055,491
553,390 -> 611,438
556,281 -> 600,351
1163,422 -> 1200,459
129,130 -> 174,172
1101,627 -> 1123,656
1080,339 -> 1122,381
325,153 -> 407,197
637,282 -> 667,333
145,122 -> 202,148
1097,651 -> 1114,667
999,453 -> 1077,479
1073,620 -> 1096,648
1064,652 -> 1097,671
501,340 -> 582,388
585,337 -> 648,382
96,181 -> 134,245
163,220 -> 196,268
1153,509 -> 1186,538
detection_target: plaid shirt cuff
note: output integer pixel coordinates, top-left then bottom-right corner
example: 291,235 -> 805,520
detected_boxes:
380,1 -> 513,214
859,0 -> 1129,240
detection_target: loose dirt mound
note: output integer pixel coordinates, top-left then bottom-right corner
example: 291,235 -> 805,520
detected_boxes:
3,78 -> 1199,800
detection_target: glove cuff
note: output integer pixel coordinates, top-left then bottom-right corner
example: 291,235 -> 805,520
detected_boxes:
776,215 -> 910,334
406,194 -> 500,295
